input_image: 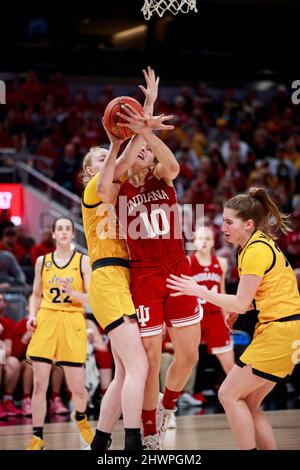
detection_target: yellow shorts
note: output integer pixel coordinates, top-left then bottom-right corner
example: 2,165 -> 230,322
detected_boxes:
27,308 -> 87,366
238,319 -> 300,382
88,265 -> 136,332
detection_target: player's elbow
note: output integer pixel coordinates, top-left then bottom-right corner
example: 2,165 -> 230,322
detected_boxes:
168,162 -> 180,179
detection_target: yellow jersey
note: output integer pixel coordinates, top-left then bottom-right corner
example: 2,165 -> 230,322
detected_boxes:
40,251 -> 84,313
238,230 -> 300,323
81,173 -> 128,265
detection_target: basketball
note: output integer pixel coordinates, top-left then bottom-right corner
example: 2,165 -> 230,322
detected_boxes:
103,96 -> 144,140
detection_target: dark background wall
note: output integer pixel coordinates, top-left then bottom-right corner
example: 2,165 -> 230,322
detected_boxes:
0,0 -> 299,80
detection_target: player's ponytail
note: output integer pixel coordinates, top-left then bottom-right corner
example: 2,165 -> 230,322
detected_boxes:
225,187 -> 291,238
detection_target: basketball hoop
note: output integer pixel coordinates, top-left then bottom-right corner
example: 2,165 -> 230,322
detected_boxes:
142,0 -> 198,20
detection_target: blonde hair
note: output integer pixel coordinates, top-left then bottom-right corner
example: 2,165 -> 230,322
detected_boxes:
225,187 -> 291,238
79,147 -> 107,187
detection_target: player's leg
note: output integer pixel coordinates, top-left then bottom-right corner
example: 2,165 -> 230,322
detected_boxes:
49,365 -> 69,414
97,345 -> 124,431
141,333 -> 163,447
142,334 -> 163,409
218,364 -> 272,449
164,256 -> 201,396
206,310 -> 235,375
216,350 -> 235,375
94,347 -> 113,397
0,364 -> 6,419
3,356 -> 22,416
90,345 -> 124,450
21,359 -> 33,416
63,365 -> 94,446
109,316 -> 149,450
130,269 -> 164,447
244,381 -> 277,449
166,324 -> 200,392
155,323 -> 199,440
160,352 -> 173,393
63,365 -> 87,414
31,361 -> 52,425
26,361 -> 52,450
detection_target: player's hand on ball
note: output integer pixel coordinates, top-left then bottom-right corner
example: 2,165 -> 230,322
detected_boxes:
102,118 -> 127,145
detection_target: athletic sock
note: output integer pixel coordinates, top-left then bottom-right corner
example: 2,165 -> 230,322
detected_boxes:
91,429 -> 112,451
33,427 -> 44,439
141,409 -> 157,436
124,428 -> 143,450
75,410 -> 86,421
163,387 -> 181,410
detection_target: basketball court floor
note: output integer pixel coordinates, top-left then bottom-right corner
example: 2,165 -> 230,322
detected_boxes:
0,410 -> 299,450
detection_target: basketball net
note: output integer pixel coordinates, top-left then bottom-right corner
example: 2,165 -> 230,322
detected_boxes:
142,0 -> 198,20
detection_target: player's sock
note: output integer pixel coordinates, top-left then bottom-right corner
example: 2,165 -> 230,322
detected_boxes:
141,409 -> 157,436
163,387 -> 181,410
124,428 -> 143,450
33,427 -> 44,439
90,429 -> 112,451
75,410 -> 86,421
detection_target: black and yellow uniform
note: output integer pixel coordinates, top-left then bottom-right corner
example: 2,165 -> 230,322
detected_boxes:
237,230 -> 300,382
27,251 -> 87,366
81,174 -> 136,332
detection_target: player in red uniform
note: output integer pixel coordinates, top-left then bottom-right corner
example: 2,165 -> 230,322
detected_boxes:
189,226 -> 235,375
0,293 -> 21,419
117,106 -> 201,449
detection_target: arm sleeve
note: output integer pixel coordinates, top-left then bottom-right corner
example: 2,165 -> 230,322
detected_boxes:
240,243 -> 274,277
82,174 -> 102,206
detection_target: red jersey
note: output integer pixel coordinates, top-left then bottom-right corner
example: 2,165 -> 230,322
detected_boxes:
118,173 -> 184,262
12,317 -> 30,359
189,253 -> 223,314
0,315 -> 15,341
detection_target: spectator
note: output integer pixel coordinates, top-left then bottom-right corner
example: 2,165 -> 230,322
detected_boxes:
0,293 -> 21,419
0,227 -> 26,264
0,250 -> 26,287
221,130 -> 250,165
0,210 -> 14,239
30,229 -> 55,266
54,143 -> 81,192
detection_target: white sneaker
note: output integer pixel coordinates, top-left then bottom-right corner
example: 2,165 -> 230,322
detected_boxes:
142,433 -> 161,450
177,392 -> 203,407
167,412 -> 176,429
157,393 -> 176,442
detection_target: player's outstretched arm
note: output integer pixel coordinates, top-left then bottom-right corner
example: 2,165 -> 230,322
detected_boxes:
167,273 -> 262,313
96,122 -> 126,203
113,66 -> 159,180
116,103 -> 177,179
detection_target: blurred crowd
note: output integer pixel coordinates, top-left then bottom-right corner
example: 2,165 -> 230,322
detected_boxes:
0,290 -> 113,420
1,71 -> 300,275
1,71 -> 300,419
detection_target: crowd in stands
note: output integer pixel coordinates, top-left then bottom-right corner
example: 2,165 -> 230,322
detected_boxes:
1,71 -> 300,420
1,72 -> 300,285
0,290 -> 114,420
